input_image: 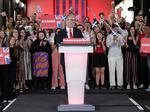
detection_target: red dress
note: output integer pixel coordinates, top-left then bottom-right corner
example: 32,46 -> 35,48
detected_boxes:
93,43 -> 107,67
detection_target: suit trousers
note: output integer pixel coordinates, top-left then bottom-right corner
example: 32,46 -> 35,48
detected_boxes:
108,56 -> 123,86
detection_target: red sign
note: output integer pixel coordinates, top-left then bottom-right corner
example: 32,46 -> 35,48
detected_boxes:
140,38 -> 150,53
63,38 -> 91,45
40,14 -> 56,29
0,47 -> 10,65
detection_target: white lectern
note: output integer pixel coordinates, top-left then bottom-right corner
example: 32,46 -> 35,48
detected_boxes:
57,44 -> 95,112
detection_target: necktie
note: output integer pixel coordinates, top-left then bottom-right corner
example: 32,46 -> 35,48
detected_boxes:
69,29 -> 73,38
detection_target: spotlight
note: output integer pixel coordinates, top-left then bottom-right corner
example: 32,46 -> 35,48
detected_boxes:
20,2 -> 25,7
16,0 -> 20,4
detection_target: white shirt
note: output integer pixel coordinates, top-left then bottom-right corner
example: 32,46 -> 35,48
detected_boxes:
66,27 -> 73,38
106,33 -> 124,57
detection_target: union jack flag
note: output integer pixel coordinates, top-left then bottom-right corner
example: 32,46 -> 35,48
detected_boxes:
0,47 -> 10,65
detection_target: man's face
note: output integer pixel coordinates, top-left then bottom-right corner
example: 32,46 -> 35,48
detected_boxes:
100,14 -> 104,20
113,27 -> 119,33
65,15 -> 75,28
22,19 -> 27,26
29,23 -> 34,29
17,14 -> 22,21
139,16 -> 144,22
84,17 -> 90,22
135,15 -> 140,21
9,17 -> 14,23
84,22 -> 91,30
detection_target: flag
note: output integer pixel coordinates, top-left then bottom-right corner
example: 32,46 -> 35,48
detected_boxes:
57,21 -> 62,28
55,0 -> 87,22
112,31 -> 118,36
92,21 -> 98,28
61,15 -> 66,20
0,11 -> 7,17
55,15 -> 66,28
0,47 -> 10,65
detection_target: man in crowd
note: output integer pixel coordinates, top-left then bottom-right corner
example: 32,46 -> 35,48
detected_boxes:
106,24 -> 125,89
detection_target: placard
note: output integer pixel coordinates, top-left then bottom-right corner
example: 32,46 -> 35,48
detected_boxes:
140,38 -> 150,53
40,14 -> 56,29
0,47 -> 10,65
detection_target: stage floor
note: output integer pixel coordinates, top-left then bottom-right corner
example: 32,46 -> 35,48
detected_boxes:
2,89 -> 150,112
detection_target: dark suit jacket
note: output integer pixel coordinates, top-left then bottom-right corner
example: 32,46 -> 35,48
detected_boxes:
55,27 -> 83,45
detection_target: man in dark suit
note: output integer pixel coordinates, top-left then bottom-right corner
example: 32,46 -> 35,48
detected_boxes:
55,13 -> 83,45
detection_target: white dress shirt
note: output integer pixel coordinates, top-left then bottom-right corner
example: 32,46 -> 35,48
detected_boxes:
66,27 -> 73,38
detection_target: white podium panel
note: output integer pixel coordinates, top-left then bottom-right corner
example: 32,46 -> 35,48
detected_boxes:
65,53 -> 87,104
58,45 -> 95,111
65,53 -> 87,83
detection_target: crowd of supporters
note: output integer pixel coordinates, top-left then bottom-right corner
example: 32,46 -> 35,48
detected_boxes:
0,9 -> 150,103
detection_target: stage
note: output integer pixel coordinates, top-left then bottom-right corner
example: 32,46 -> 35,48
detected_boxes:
2,89 -> 150,112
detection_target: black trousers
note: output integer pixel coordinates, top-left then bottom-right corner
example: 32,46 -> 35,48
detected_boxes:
139,56 -> 149,87
33,77 -> 48,89
0,65 -> 16,101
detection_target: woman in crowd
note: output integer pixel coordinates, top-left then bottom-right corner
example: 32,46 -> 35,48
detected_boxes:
83,22 -> 95,42
93,32 -> 107,89
0,30 -> 9,103
31,31 -> 52,89
2,36 -> 18,102
12,29 -> 19,40
11,29 -> 20,90
83,22 -> 95,89
51,28 -> 65,90
125,26 -> 139,89
17,28 -> 32,92
0,30 -> 8,47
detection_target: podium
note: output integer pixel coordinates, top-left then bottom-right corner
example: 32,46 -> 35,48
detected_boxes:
57,44 -> 95,111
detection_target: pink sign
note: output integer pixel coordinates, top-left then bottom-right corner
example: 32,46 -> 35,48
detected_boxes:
40,14 -> 56,29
